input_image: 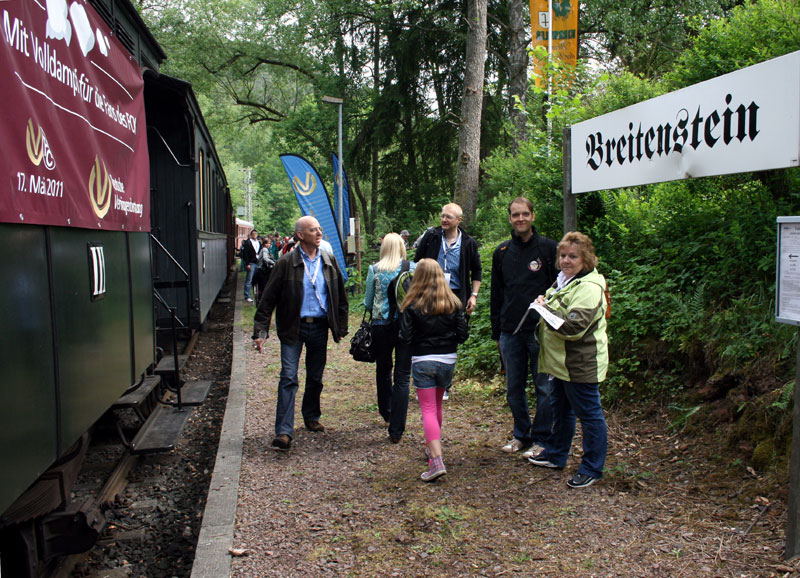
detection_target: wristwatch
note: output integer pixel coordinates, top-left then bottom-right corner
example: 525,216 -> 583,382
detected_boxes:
471,292 -> 479,298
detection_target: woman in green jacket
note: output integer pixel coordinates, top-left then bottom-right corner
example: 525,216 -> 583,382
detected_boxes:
528,232 -> 609,488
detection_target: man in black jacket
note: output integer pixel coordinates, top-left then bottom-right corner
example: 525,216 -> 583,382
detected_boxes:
414,203 -> 482,315
491,197 -> 557,456
253,216 -> 349,451
241,229 -> 261,303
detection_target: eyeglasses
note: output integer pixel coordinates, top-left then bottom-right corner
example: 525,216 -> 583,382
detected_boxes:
441,214 -> 459,220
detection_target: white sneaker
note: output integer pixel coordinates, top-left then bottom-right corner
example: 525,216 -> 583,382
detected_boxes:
245,298 -> 254,303
442,390 -> 450,401
522,443 -> 546,459
501,438 -> 526,453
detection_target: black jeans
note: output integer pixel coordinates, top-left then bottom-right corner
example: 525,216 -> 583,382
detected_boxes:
371,322 -> 411,439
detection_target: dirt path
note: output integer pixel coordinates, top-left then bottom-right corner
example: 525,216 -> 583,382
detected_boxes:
231,308 -> 793,578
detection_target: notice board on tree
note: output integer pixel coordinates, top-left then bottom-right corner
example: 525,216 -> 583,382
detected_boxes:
570,51 -> 800,195
0,0 -> 150,231
776,217 -> 800,326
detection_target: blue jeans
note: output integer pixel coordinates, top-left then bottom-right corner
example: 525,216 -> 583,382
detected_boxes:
275,321 -> 328,437
544,378 -> 607,478
412,360 -> 455,390
244,262 -> 257,299
371,322 -> 411,439
498,331 -> 554,446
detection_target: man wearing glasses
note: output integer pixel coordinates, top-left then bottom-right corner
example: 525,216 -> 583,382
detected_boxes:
252,216 -> 349,451
414,202 -> 482,315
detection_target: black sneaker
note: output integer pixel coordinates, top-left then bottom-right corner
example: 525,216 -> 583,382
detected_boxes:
567,473 -> 599,488
528,452 -> 563,469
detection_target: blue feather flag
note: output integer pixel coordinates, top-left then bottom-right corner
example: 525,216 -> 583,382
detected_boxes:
279,154 -> 348,281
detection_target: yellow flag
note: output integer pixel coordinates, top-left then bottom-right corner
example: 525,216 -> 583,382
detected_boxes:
530,0 -> 578,87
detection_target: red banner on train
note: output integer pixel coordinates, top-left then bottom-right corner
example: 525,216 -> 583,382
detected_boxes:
0,0 -> 149,231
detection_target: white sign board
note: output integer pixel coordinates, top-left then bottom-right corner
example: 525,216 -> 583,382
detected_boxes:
776,217 -> 800,325
571,51 -> 800,194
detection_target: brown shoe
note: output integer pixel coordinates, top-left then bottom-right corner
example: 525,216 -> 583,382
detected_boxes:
271,434 -> 291,451
304,420 -> 325,432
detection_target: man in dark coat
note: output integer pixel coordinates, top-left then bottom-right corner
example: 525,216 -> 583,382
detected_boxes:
414,202 -> 482,315
241,229 -> 261,303
253,216 -> 349,451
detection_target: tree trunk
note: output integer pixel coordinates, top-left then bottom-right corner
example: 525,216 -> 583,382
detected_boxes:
369,22 -> 380,236
454,0 -> 487,227
508,0 -> 528,152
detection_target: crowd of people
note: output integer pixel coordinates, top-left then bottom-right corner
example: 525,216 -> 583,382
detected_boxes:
249,198 -> 609,489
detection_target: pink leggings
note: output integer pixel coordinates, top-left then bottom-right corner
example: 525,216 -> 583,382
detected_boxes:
417,387 -> 444,444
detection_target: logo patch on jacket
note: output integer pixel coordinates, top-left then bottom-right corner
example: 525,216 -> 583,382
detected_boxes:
528,258 -> 542,272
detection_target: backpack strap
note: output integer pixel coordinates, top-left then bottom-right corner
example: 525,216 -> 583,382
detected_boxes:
387,260 -> 411,320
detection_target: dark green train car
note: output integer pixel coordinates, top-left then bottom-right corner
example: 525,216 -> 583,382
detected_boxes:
0,0 -> 231,575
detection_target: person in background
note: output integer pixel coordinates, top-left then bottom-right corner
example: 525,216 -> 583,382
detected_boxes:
254,238 -> 275,301
400,230 -> 410,249
253,216 -> 349,452
241,229 -> 261,303
269,233 -> 281,261
398,259 -> 469,482
491,197 -> 558,456
414,203 -> 482,315
363,233 -> 416,443
528,231 -> 609,489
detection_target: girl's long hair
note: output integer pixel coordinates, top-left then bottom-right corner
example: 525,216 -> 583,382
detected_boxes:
399,258 -> 462,315
375,232 -> 406,272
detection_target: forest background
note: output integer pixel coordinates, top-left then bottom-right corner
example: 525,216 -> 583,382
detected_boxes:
136,0 -> 800,475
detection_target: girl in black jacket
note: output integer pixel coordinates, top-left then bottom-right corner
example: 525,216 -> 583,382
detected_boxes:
399,259 -> 469,481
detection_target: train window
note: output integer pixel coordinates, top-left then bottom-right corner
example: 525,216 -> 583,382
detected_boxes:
211,168 -> 218,232
88,242 -> 106,301
208,168 -> 213,233
198,149 -> 205,231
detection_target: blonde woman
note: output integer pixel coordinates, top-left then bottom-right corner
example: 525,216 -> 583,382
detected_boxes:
398,259 -> 469,481
363,233 -> 416,442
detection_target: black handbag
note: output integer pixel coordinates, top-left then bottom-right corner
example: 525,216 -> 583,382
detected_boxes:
349,311 -> 375,362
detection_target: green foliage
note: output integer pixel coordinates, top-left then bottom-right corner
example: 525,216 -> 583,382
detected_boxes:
666,0 -> 800,89
456,243 -> 503,377
579,0 -> 735,78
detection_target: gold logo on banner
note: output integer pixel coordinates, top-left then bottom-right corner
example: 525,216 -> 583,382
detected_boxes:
88,156 -> 112,219
292,172 -> 316,196
26,118 -> 56,170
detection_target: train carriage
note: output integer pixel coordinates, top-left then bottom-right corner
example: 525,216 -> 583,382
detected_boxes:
0,1 -> 233,575
147,73 -> 232,331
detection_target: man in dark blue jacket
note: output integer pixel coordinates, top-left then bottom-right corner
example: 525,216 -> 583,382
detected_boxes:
490,197 -> 557,456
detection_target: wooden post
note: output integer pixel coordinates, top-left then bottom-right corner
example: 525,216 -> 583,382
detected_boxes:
354,215 -> 363,289
562,126 -> 577,233
786,327 -> 800,558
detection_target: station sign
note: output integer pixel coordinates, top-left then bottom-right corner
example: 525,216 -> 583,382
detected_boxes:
571,51 -> 800,194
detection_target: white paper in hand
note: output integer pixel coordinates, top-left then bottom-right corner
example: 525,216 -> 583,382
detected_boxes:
512,301 -> 564,334
533,303 -> 564,330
